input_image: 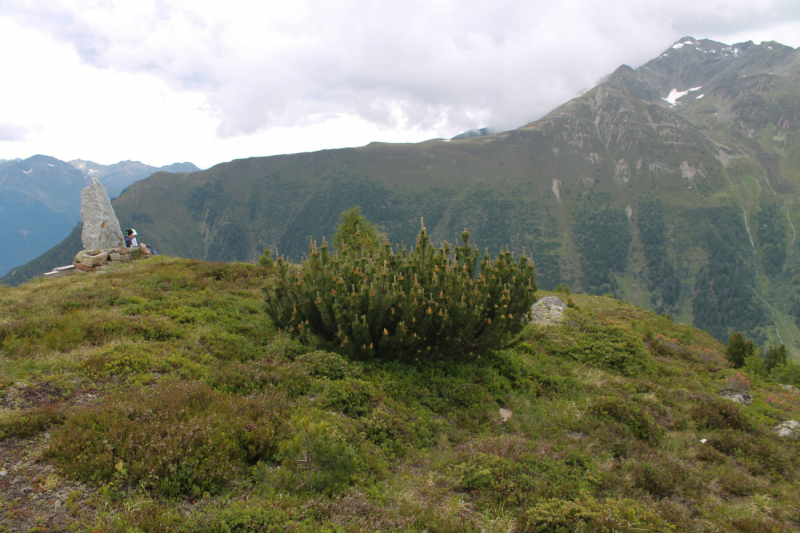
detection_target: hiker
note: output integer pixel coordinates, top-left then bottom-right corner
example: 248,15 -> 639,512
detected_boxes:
124,228 -> 157,254
124,229 -> 138,248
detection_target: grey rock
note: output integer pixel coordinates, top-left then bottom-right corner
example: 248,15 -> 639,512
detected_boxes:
74,249 -> 110,271
718,390 -> 752,406
80,178 -> 124,250
772,420 -> 800,438
530,296 -> 567,326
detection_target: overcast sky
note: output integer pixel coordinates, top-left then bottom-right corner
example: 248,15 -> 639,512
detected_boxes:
1,0 -> 799,169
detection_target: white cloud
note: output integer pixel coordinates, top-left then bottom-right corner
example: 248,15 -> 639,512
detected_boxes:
0,0 -> 798,167
0,123 -> 27,142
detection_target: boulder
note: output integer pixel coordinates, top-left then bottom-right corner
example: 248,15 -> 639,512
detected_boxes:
772,420 -> 800,438
74,249 -> 110,271
718,390 -> 753,406
80,178 -> 124,250
530,296 -> 567,326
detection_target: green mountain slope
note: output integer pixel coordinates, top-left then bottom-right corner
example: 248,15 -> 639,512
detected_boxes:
0,155 -> 87,278
3,257 -> 800,532
0,223 -> 83,286
21,37 -> 800,353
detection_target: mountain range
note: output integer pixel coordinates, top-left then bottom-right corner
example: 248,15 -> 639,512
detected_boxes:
5,36 -> 799,355
0,156 -> 198,278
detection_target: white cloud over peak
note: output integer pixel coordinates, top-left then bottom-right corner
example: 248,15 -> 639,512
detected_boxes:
0,0 -> 798,167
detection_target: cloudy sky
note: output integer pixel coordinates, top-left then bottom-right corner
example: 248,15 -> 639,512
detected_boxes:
1,0 -> 799,169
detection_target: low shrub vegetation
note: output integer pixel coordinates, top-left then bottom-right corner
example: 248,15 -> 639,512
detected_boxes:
1,230 -> 800,531
265,219 -> 537,361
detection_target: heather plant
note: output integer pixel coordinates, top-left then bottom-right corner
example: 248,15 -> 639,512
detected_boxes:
557,309 -> 651,375
265,219 -> 537,361
721,372 -> 751,393
44,381 -> 286,497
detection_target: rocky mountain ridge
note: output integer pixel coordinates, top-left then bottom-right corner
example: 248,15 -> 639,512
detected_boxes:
9,37 -> 800,354
69,159 -> 199,198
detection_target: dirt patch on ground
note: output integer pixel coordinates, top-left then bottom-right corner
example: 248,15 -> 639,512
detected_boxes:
0,434 -> 97,532
1,382 -> 64,410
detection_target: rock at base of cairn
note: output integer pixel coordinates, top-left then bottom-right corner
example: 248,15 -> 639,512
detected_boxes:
73,247 -> 137,272
530,296 -> 567,326
74,249 -> 111,272
81,178 -> 124,250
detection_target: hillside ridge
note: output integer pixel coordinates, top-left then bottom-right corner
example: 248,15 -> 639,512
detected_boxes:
9,37 -> 800,354
2,256 -> 800,531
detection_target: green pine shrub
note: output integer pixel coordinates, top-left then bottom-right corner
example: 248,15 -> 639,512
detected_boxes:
265,222 -> 537,361
44,381 -> 287,497
726,331 -> 758,368
276,414 -> 357,495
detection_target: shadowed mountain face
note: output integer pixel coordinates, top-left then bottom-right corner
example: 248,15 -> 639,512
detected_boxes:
15,37 -> 800,352
0,157 -> 199,278
0,155 -> 88,278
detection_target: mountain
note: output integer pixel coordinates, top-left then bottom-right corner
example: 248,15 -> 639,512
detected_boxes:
15,37 -> 800,353
0,223 -> 82,286
68,159 -> 200,198
451,127 -> 493,140
0,155 -> 88,278
0,157 -> 199,278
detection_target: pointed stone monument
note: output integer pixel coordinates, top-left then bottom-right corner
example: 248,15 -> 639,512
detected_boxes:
80,178 -> 124,250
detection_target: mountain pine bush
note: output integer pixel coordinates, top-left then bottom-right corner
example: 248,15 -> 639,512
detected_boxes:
265,220 -> 537,361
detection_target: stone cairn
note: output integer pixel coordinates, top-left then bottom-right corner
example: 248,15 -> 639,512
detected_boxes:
43,178 -> 150,279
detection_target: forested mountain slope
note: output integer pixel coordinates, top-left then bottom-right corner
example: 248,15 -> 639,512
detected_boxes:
22,37 -> 800,353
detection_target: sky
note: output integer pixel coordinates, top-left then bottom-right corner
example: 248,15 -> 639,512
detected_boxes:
1,0 -> 799,169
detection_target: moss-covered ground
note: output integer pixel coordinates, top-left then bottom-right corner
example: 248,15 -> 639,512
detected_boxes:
2,257 -> 800,532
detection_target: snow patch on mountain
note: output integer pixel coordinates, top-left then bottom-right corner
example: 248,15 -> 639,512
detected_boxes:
672,40 -> 695,49
663,86 -> 703,106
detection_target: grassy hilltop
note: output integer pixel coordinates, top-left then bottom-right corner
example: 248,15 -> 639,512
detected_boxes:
3,255 -> 800,532
5,37 -> 800,353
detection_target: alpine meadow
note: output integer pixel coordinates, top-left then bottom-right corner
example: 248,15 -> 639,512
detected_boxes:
3,32 -> 800,533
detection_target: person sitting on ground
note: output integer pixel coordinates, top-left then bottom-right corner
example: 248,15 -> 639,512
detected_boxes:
124,229 -> 138,248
